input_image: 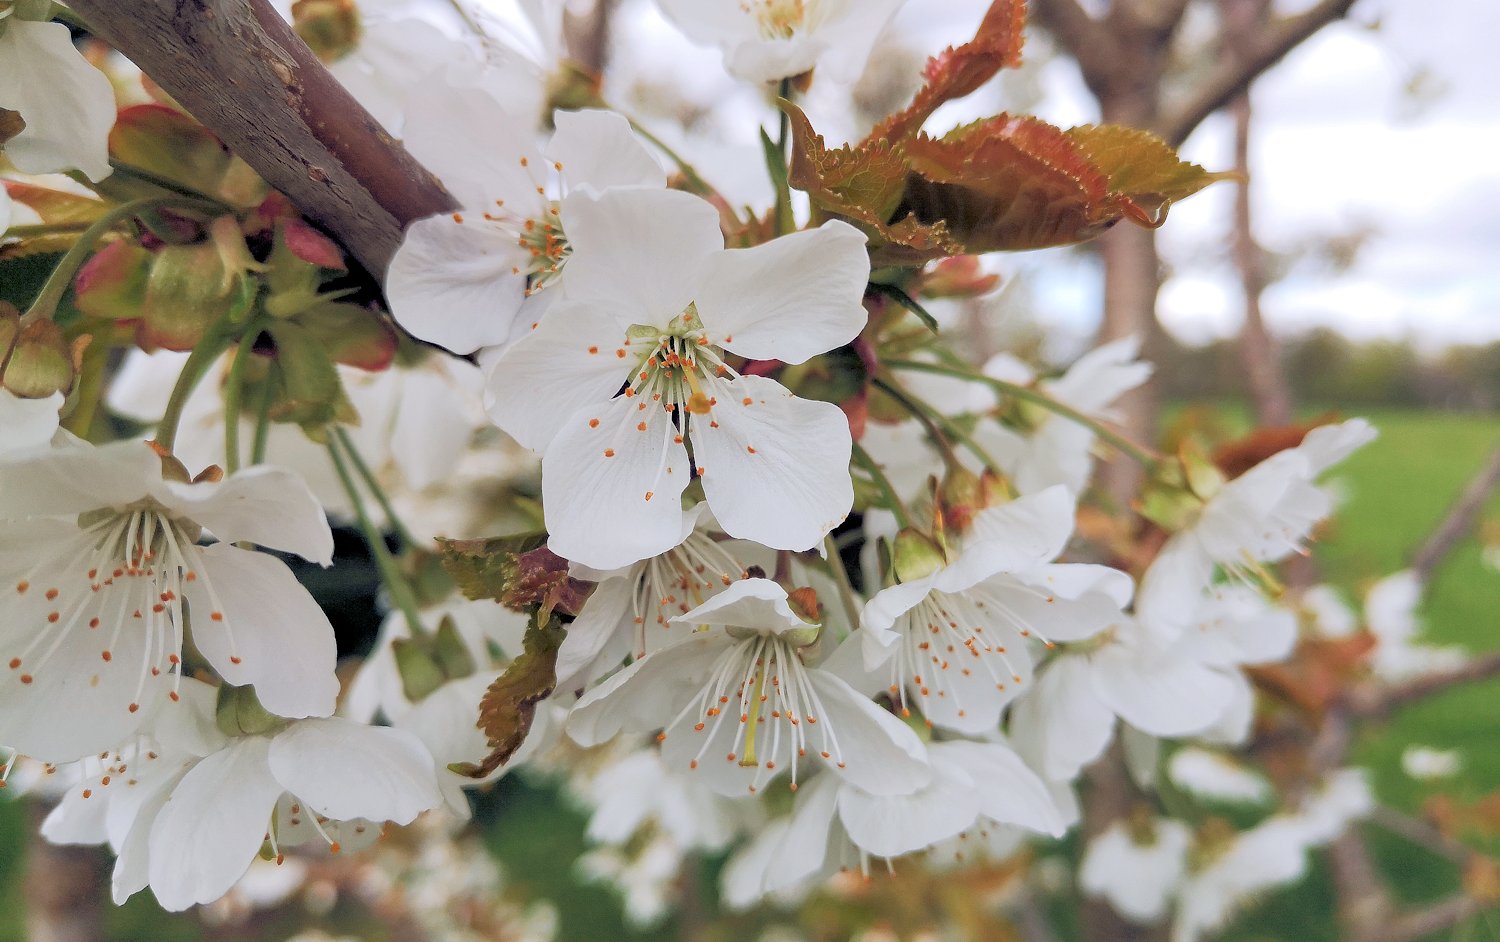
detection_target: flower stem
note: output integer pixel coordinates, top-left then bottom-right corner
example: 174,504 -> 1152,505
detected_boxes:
250,377 -> 272,465
873,376 -> 1006,476
885,358 -> 1163,469
221,329 -> 261,474
625,116 -> 722,205
327,435 -> 429,640
61,327 -> 112,438
155,330 -> 232,455
334,426 -> 419,549
851,442 -> 912,529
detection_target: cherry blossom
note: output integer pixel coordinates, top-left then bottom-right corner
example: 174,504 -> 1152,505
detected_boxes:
656,0 -> 906,84
567,579 -> 930,797
487,187 -> 869,569
388,105 -> 666,355
0,440 -> 338,761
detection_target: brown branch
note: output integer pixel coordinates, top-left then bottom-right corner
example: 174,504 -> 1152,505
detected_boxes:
1156,0 -> 1361,146
1412,443 -> 1500,587
1368,806 -> 1469,865
1027,0 -> 1119,96
1377,895 -> 1487,942
1353,649 -> 1500,720
67,0 -> 457,278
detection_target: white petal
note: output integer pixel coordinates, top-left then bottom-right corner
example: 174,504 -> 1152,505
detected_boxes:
965,485 -> 1076,560
0,390 -> 62,459
386,213 -> 529,354
1091,643 -> 1238,738
147,737 -> 282,911
1008,657 -> 1116,782
112,784 -> 173,905
697,221 -> 869,364
805,669 -> 930,796
0,439 -> 156,519
543,392 -> 691,570
566,633 -> 732,745
1297,418 -> 1376,476
268,718 -> 441,824
0,22 -> 115,181
156,465 -> 333,564
558,188 -> 720,321
483,299 -> 635,452
1135,537 -> 1215,641
836,762 -> 981,858
554,570 -> 638,688
672,578 -> 805,634
936,740 -> 1067,836
693,374 -> 852,551
547,108 -> 665,191
184,544 -> 339,720
401,83 -> 543,210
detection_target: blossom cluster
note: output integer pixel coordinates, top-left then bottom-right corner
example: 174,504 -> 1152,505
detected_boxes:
0,0 -> 1462,939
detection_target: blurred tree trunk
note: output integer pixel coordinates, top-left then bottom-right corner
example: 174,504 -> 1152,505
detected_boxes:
25,804 -> 105,942
1031,0 -> 1359,504
1227,0 -> 1294,426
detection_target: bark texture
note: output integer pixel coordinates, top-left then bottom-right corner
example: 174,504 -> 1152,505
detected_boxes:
66,0 -> 457,277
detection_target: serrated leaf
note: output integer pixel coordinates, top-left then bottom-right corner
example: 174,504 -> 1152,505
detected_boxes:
784,103 -> 908,225
436,532 -> 548,603
874,0 -> 1027,142
448,612 -> 566,780
1065,124 -> 1240,222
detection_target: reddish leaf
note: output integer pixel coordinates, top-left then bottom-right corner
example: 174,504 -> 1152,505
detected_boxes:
1066,125 -> 1240,223
874,0 -> 1026,142
281,218 -> 346,270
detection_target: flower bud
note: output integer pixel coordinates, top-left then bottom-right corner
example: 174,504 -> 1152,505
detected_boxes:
891,527 -> 947,583
292,0 -> 362,63
1,317 -> 77,398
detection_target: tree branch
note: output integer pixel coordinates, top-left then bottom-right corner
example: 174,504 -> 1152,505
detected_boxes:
1028,0 -> 1119,95
67,0 -> 457,278
1353,649 -> 1500,720
1412,443 -> 1500,587
1377,894 -> 1486,942
1156,0 -> 1361,146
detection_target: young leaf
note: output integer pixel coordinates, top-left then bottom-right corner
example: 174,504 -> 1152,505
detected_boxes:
448,612 -> 567,780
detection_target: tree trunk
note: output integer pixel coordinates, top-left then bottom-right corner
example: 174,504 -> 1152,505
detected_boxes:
24,803 -> 106,942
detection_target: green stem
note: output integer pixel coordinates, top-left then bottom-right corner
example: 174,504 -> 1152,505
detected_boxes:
823,534 -> 863,636
2,222 -> 94,239
327,435 -> 429,640
21,196 -> 219,326
852,442 -> 912,529
886,358 -> 1163,469
61,325 -> 112,439
625,116 -> 722,204
156,330 -> 232,454
772,78 -> 793,235
871,377 -> 961,467
250,377 -> 272,465
334,426 -> 418,549
873,376 -> 1005,476
221,330 -> 260,474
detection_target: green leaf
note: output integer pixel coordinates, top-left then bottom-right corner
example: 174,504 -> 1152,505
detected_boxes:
1065,124 -> 1240,222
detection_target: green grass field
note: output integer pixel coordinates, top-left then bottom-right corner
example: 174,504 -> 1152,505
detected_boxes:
2,407 -> 1497,940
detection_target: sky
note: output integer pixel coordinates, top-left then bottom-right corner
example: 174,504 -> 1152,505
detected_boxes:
593,0 -> 1500,353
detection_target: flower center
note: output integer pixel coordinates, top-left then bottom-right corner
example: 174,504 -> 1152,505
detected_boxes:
631,534 -> 746,655
671,633 -> 844,794
744,0 -> 806,39
887,591 -> 1035,724
6,506 -> 237,714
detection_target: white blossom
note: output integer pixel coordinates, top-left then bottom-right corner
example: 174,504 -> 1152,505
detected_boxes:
0,18 -> 115,180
